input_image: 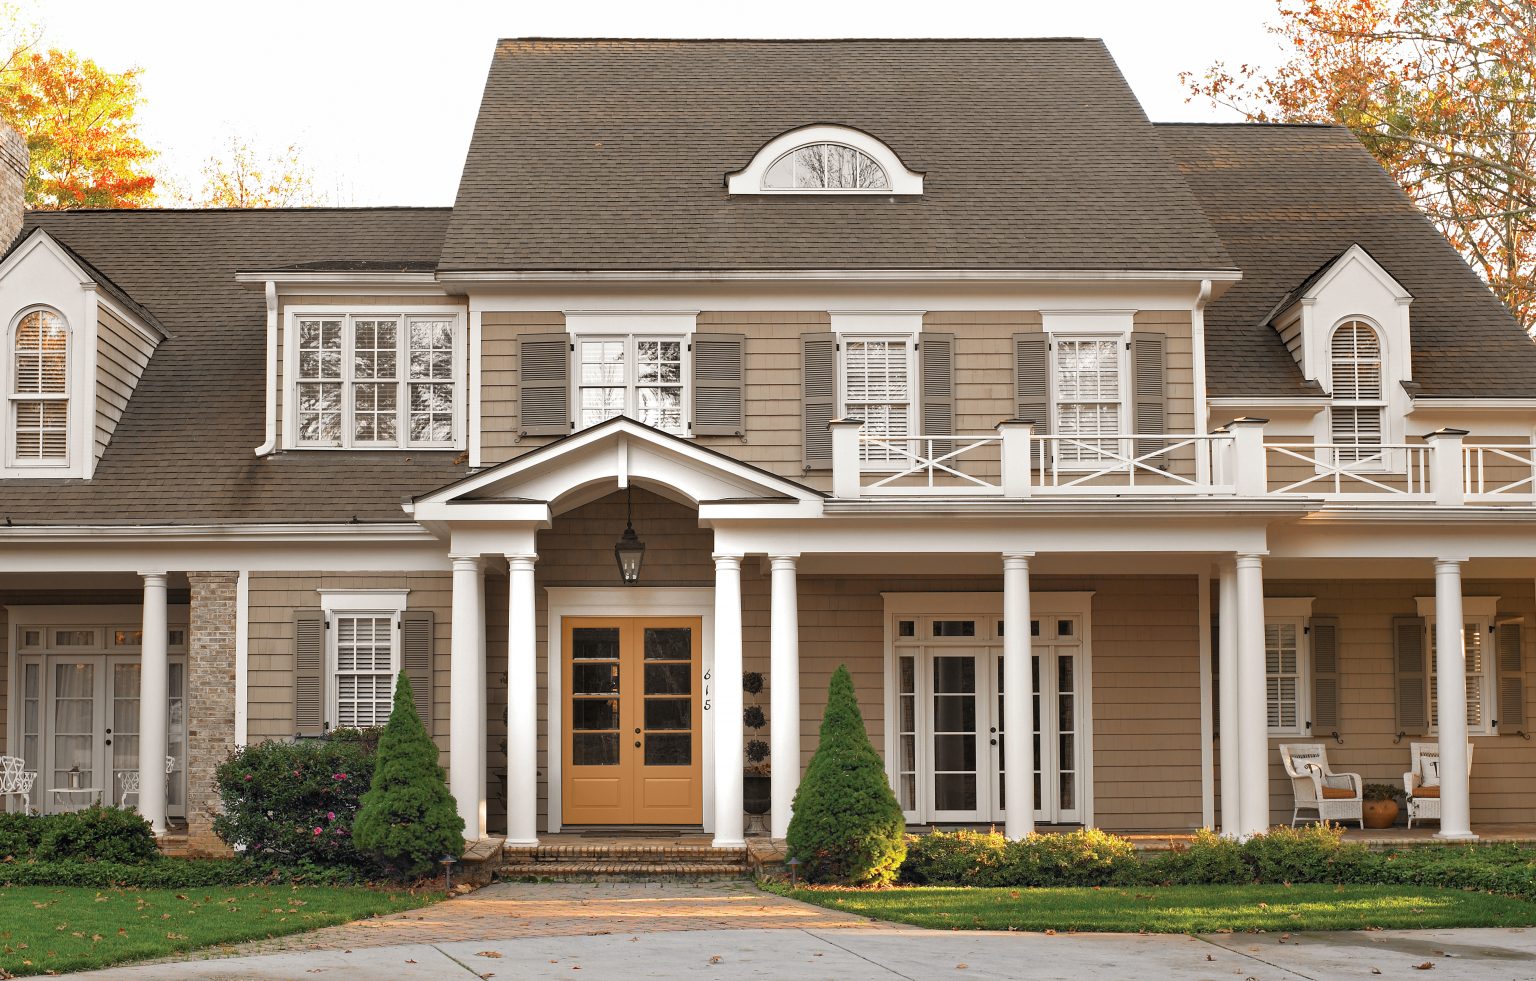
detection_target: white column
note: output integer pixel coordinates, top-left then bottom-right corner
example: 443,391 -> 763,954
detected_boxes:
1217,559 -> 1240,837
712,553 -> 745,848
769,555 -> 800,840
138,572 -> 169,835
1002,553 -> 1034,839
1234,553 -> 1270,838
1434,558 -> 1477,840
449,556 -> 485,839
506,554 -> 539,846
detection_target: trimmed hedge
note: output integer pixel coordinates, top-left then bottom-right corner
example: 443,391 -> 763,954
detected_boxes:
0,806 -> 158,865
0,857 -> 375,888
899,824 -> 1536,901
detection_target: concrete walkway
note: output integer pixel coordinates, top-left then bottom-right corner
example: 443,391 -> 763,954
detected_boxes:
71,881 -> 1536,980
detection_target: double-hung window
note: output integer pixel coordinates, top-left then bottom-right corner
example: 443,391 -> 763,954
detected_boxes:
1052,336 -> 1124,466
332,612 -> 398,729
9,308 -> 69,465
841,336 -> 914,464
575,335 -> 686,434
1429,614 -> 1494,736
290,310 -> 462,448
1265,618 -> 1306,734
1329,321 -> 1385,465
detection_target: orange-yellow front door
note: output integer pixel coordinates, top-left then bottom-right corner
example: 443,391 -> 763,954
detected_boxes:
562,617 -> 702,825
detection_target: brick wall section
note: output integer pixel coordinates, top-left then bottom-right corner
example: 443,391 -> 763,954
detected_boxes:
186,571 -> 238,855
0,123 -> 27,247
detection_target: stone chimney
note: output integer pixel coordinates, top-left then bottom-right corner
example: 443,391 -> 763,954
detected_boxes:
0,122 -> 28,246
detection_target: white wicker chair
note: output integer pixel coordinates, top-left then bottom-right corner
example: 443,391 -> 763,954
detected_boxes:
0,756 -> 36,813
119,756 -> 176,809
1404,742 -> 1474,829
1280,743 -> 1363,828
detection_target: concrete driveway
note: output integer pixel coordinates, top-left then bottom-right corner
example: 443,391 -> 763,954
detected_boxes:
69,881 -> 1536,980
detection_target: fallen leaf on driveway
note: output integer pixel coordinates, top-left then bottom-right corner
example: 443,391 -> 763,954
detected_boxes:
477,951 -> 503,958
1413,963 -> 1435,971
708,956 -> 722,964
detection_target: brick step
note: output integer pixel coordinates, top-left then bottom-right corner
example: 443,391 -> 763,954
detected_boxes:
500,861 -> 750,880
503,845 -> 747,863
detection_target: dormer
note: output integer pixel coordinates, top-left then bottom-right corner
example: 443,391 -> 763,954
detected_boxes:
0,229 -> 165,479
1267,245 -> 1414,454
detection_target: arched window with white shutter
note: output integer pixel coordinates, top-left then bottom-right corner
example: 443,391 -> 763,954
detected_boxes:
9,307 -> 69,465
1329,319 -> 1384,464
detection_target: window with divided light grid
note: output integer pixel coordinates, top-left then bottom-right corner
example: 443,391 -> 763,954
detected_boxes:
291,312 -> 459,448
332,614 -> 398,729
842,337 -> 912,463
575,336 -> 685,435
10,308 -> 68,464
1429,617 -> 1492,736
1053,337 -> 1123,465
1329,321 -> 1385,464
1266,619 -> 1304,734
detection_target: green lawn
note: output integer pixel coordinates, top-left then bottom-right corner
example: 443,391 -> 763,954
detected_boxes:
774,883 -> 1536,933
0,884 -> 437,976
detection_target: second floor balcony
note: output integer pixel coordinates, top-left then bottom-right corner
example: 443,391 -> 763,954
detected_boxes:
828,418 -> 1536,507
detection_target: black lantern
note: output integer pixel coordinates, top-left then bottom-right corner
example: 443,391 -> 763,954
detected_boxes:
613,484 -> 646,585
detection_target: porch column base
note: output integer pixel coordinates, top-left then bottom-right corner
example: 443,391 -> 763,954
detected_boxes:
1433,831 -> 1480,842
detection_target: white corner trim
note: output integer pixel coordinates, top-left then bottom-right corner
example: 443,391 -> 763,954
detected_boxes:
318,588 -> 410,614
235,569 -> 249,747
1416,595 -> 1500,618
725,124 -> 924,195
468,307 -> 483,469
1265,596 -> 1317,618
1198,567 -> 1214,830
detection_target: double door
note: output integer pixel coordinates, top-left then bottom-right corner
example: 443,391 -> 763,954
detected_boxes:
562,617 -> 702,825
896,615 -> 1084,825
17,655 -> 186,814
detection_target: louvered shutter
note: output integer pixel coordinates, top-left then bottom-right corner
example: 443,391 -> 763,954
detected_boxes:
1131,331 -> 1168,462
1393,616 -> 1429,735
401,610 -> 435,732
801,331 -> 837,470
1309,616 -> 1341,733
1496,617 -> 1526,732
691,332 -> 745,436
1014,333 -> 1051,467
293,609 -> 326,738
920,332 -> 955,457
518,332 -> 571,436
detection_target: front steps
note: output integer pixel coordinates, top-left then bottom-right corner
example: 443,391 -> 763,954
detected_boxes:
500,842 -> 752,880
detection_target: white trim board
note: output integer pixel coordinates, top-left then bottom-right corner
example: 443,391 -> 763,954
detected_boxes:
542,587 -> 715,835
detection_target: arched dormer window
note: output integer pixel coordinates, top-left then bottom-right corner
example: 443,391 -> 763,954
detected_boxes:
1329,319 -> 1384,464
10,308 -> 69,464
726,125 -> 924,195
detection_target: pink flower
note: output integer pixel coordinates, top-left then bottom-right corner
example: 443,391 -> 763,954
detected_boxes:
313,827 -> 322,836
293,770 -> 301,777
326,811 -> 335,821
333,773 -> 347,781
243,774 -> 252,781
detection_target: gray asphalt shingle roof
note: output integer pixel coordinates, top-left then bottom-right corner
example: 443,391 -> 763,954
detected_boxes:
1158,123 -> 1536,398
439,38 -> 1237,273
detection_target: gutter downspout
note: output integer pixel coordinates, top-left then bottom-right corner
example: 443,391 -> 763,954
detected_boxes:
254,280 -> 278,457
1191,278 -> 1213,483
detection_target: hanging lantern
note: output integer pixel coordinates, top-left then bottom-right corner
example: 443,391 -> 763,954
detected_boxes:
613,485 -> 646,585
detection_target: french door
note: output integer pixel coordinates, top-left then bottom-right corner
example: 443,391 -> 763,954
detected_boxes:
562,617 -> 703,825
893,613 -> 1086,825
17,655 -> 186,815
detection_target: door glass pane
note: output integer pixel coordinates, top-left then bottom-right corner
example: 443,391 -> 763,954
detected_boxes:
572,663 -> 619,694
932,655 -> 978,811
643,627 -> 691,660
21,662 -> 40,811
571,699 -> 618,730
644,699 -> 690,730
111,662 -> 140,811
644,733 -> 690,766
572,627 -> 620,660
168,662 -> 185,812
897,655 -> 916,810
932,620 -> 976,637
572,733 -> 619,765
1058,653 -> 1077,812
52,661 -> 95,811
996,653 -> 1006,811
644,663 -> 690,695
1032,653 -> 1042,815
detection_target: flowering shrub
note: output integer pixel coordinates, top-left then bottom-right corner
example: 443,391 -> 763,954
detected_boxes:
213,728 -> 378,868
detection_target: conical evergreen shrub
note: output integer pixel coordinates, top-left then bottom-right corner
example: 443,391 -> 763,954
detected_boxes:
786,664 -> 906,885
352,672 -> 465,879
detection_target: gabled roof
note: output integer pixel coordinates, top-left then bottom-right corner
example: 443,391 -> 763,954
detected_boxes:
440,38 -> 1236,274
1261,243 -> 1412,327
1160,123 -> 1536,398
0,228 -> 167,338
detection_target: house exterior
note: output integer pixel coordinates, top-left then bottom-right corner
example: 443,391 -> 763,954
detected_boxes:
2,38 -> 1536,853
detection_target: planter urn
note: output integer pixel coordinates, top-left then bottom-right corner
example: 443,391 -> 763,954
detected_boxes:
743,773 -> 772,815
1362,799 -> 1399,829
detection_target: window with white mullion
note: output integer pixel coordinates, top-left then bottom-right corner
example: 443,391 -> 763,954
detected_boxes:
575,335 -> 685,435
406,316 -> 456,445
295,317 -> 345,445
841,336 -> 913,465
1329,321 -> 1386,465
1053,336 -> 1124,466
10,308 -> 70,464
1265,618 -> 1306,735
1428,616 -> 1493,735
351,317 -> 400,445
332,613 -> 398,729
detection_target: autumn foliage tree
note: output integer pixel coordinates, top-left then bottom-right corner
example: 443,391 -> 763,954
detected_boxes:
187,136 -> 327,208
1184,0 -> 1536,331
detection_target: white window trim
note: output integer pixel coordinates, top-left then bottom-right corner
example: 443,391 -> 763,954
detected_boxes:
1415,595 -> 1499,737
569,333 -> 691,436
726,125 -> 924,195
1263,597 -> 1315,737
1325,317 -> 1391,473
319,590 -> 409,731
4,305 -> 72,472
1049,333 -> 1131,473
282,306 -> 466,451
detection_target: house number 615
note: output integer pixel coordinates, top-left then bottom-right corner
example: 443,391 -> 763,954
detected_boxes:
703,668 -> 711,711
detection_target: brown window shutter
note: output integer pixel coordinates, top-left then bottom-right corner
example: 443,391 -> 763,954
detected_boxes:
1309,616 -> 1340,733
293,609 -> 326,738
801,331 -> 837,470
1131,331 -> 1167,461
401,610 -> 435,731
1495,617 -> 1526,732
691,332 -> 745,436
920,332 -> 955,456
1013,332 -> 1050,466
1393,616 -> 1429,735
518,332 -> 571,436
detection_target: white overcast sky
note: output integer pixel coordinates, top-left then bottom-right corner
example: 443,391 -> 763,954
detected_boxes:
37,0 -> 1285,206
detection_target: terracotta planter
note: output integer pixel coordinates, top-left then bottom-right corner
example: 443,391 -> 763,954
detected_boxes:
1362,799 -> 1400,829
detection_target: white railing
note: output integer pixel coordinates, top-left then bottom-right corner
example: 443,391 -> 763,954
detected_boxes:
856,433 -> 1004,496
1032,434 -> 1234,495
1464,444 -> 1536,502
1264,443 -> 1435,500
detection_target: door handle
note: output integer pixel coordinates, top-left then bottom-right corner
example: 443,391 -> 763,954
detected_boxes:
105,739 -> 112,746
989,738 -> 997,746
634,728 -> 641,734
634,740 -> 641,748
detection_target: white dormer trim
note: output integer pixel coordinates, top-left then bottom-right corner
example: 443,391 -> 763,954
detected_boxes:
726,125 -> 924,195
1271,245 -> 1414,387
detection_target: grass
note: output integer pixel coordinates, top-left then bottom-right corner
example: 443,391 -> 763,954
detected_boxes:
0,884 -> 437,976
772,883 -> 1536,933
